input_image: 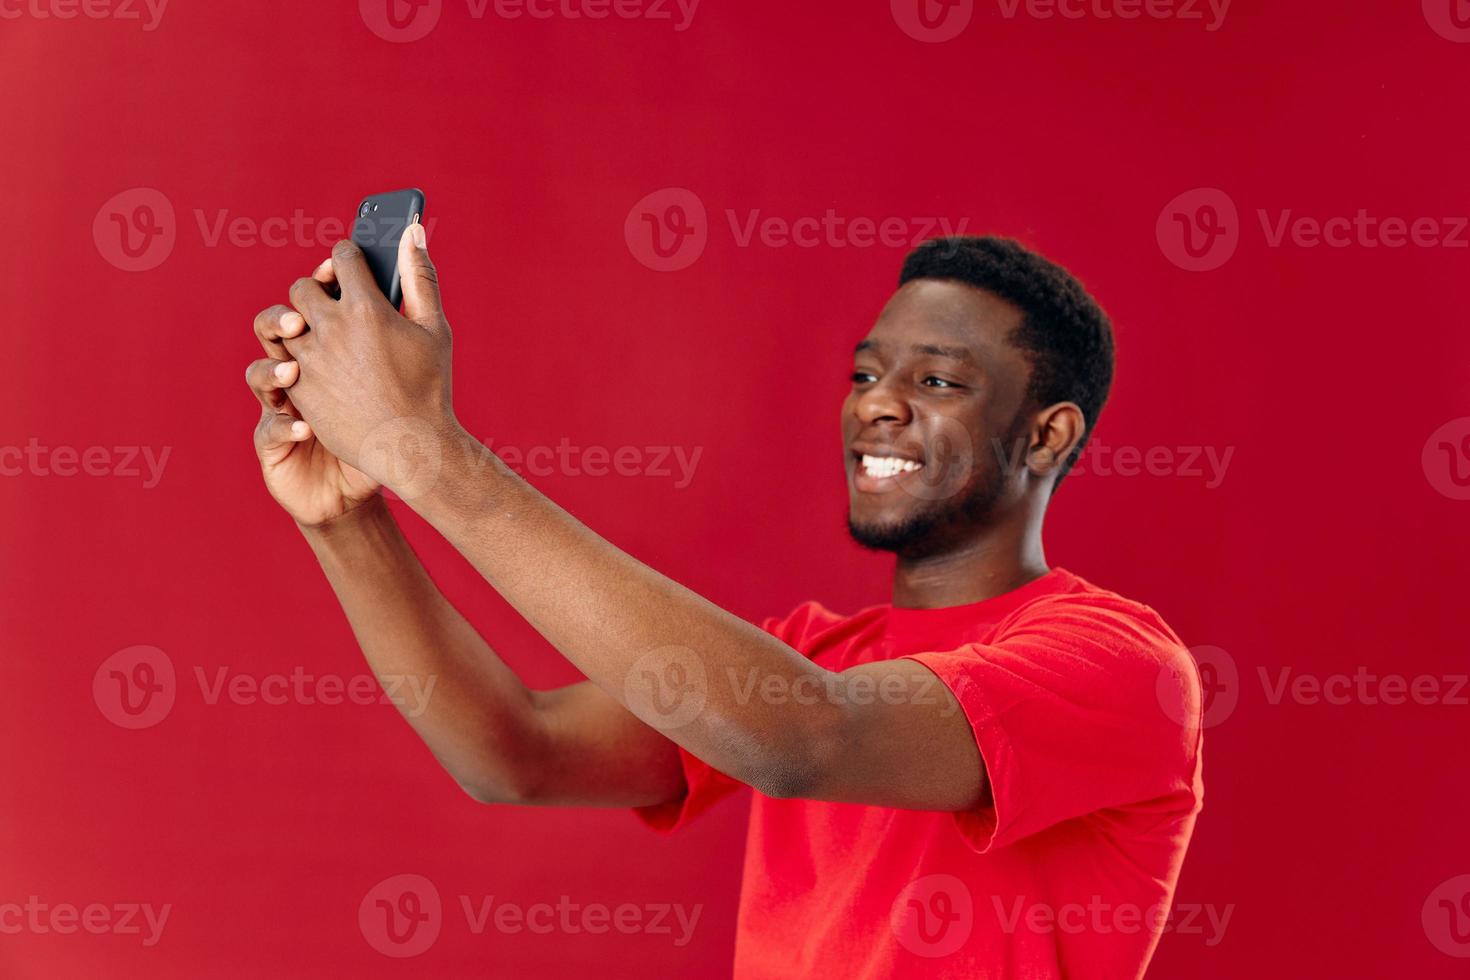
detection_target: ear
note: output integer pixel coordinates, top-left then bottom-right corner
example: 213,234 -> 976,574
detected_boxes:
1025,402 -> 1086,479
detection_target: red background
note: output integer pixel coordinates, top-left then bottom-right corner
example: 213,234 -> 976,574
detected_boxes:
3,0 -> 1469,976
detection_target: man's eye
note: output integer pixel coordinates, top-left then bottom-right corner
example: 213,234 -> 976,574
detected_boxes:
922,376 -> 960,389
851,371 -> 877,384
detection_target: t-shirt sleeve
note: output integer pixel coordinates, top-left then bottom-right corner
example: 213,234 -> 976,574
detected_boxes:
632,743 -> 743,834
904,594 -> 1202,853
633,604 -> 826,834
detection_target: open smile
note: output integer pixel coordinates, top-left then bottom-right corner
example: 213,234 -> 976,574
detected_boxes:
849,446 -> 926,493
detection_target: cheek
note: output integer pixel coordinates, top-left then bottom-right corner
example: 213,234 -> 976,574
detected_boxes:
890,415 -> 971,504
919,411 -> 985,463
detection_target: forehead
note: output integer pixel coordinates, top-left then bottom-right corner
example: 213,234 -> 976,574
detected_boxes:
860,279 -> 1026,363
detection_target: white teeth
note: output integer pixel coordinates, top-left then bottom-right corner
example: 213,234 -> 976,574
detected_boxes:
860,454 -> 923,478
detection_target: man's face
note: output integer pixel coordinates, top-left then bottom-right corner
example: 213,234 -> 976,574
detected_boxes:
843,279 -> 1034,559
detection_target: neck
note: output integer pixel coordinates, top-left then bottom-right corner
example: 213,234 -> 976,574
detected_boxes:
890,503 -> 1049,609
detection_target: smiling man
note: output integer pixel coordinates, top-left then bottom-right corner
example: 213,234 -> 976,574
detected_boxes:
245,231 -> 1203,978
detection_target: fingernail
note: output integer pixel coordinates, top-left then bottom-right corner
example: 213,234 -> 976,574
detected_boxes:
412,223 -> 427,250
274,361 -> 294,382
315,257 -> 333,275
291,421 -> 309,439
281,311 -> 303,334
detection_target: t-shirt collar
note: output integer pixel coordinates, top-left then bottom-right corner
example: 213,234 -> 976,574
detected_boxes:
883,567 -> 1074,645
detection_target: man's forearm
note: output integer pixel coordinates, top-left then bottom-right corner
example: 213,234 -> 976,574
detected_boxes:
405,426 -> 848,798
299,495 -> 549,801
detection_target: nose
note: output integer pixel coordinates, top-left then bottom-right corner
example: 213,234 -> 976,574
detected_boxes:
853,377 -> 913,427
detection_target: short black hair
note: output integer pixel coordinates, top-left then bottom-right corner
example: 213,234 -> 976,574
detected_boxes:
899,236 -> 1115,485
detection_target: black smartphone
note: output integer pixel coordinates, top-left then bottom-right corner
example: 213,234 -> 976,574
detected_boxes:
350,188 -> 425,309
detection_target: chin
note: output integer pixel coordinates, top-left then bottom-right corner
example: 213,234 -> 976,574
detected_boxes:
847,507 -> 944,557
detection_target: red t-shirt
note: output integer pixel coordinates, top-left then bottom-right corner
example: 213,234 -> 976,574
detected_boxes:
637,568 -> 1204,979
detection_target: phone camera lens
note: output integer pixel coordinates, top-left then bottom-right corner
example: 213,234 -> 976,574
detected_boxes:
360,203 -> 370,216
371,203 -> 380,212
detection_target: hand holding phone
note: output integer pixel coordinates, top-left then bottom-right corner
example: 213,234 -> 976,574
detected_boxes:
351,188 -> 426,309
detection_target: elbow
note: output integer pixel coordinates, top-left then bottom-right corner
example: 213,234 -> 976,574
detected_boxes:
452,757 -> 546,807
457,778 -> 518,806
456,771 -> 541,806
746,764 -> 820,801
735,705 -> 849,801
448,706 -> 552,806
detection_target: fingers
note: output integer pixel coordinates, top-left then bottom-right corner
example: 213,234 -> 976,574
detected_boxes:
312,255 -> 336,285
288,274 -> 335,326
253,304 -> 308,358
397,218 -> 444,327
327,238 -> 379,305
254,411 -> 312,465
245,357 -> 298,411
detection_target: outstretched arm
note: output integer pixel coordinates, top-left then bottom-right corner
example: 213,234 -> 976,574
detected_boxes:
278,234 -> 986,811
299,496 -> 685,807
247,248 -> 683,809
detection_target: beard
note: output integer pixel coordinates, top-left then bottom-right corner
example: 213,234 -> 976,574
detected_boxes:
847,461 -> 1008,561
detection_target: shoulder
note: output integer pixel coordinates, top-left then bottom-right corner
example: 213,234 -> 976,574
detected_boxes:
990,573 -> 1204,765
999,570 -> 1189,666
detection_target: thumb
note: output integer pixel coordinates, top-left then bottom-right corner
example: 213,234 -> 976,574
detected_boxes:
397,220 -> 443,325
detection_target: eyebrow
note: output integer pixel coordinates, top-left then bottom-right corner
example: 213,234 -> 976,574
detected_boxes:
854,340 -> 975,363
